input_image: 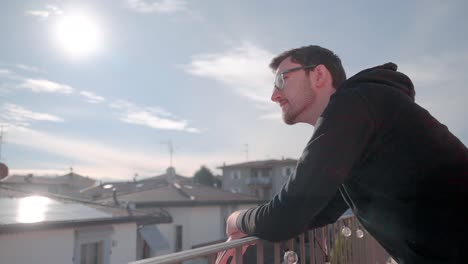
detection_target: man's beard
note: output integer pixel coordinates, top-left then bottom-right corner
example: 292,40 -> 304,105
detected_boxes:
282,83 -> 316,125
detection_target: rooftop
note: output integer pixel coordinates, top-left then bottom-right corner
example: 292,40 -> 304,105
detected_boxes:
0,185 -> 171,234
3,171 -> 96,188
100,182 -> 264,207
80,167 -> 193,199
219,158 -> 298,169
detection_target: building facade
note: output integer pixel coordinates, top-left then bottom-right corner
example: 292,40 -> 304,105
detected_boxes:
220,159 -> 298,200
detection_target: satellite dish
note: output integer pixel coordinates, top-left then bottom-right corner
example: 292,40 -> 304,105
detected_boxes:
0,162 -> 9,181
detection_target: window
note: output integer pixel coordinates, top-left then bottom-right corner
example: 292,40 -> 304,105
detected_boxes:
230,171 -> 240,180
80,241 -> 104,264
74,227 -> 112,264
230,188 -> 241,193
137,225 -> 169,259
48,185 -> 59,193
284,167 -> 293,177
254,189 -> 260,197
142,240 -> 151,259
175,225 -> 183,252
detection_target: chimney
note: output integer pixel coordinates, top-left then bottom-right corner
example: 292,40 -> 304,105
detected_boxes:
112,188 -> 119,206
25,174 -> 33,183
166,167 -> 176,183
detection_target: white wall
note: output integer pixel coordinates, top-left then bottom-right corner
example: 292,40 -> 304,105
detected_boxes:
155,203 -> 260,258
110,223 -> 137,264
0,223 -> 138,264
0,228 -> 74,264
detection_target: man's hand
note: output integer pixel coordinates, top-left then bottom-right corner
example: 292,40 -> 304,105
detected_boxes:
226,210 -> 247,238
215,211 -> 249,264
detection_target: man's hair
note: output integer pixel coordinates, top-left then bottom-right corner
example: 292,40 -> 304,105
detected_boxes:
269,45 -> 346,89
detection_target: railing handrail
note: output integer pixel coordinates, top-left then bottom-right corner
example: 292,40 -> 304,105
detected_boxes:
245,177 -> 272,185
129,214 -> 390,264
129,236 -> 260,264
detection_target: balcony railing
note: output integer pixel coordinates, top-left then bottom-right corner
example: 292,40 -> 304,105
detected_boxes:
245,177 -> 272,186
129,215 -> 392,264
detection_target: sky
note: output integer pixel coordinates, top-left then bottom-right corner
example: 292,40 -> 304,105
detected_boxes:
0,0 -> 467,181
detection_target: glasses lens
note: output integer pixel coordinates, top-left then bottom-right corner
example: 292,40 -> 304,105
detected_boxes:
274,73 -> 283,90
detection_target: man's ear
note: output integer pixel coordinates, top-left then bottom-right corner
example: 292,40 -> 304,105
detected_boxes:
309,65 -> 331,89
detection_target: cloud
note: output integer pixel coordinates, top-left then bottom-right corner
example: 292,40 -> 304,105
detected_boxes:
0,68 -> 25,82
6,126 -> 233,180
126,0 -> 187,13
0,68 -> 12,76
26,5 -> 63,20
1,103 -> 64,126
20,78 -> 73,94
16,64 -> 43,73
184,42 -> 275,105
80,91 -> 106,103
110,99 -> 199,132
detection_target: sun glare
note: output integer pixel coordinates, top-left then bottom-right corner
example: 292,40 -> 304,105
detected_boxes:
17,196 -> 51,223
54,13 -> 102,58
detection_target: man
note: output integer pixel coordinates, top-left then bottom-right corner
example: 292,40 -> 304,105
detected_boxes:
222,45 -> 467,263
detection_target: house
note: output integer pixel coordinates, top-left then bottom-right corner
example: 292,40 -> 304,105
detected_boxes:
2,171 -> 96,198
98,169 -> 265,259
0,185 -> 171,264
219,158 -> 298,199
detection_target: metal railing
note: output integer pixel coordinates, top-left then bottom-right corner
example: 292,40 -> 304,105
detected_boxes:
245,177 -> 272,186
129,216 -> 391,264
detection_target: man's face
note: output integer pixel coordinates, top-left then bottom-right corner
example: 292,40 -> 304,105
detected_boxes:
271,57 -> 317,125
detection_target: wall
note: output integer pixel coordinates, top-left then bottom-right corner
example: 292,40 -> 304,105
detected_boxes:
155,203 -> 260,258
0,223 -> 138,264
110,223 -> 137,264
0,228 -> 74,264
222,168 -> 246,194
272,164 -> 294,198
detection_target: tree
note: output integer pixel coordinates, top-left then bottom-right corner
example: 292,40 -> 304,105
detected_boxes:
193,166 -> 216,187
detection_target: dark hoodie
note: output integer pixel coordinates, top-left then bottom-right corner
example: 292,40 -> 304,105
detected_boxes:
237,63 -> 468,263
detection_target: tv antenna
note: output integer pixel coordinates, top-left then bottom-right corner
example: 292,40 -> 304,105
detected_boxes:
244,143 -> 249,161
160,140 -> 174,167
0,125 -> 5,161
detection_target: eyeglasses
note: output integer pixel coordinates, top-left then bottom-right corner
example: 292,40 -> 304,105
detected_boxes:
274,64 -> 317,90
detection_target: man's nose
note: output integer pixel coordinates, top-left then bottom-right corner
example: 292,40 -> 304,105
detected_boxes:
271,88 -> 281,102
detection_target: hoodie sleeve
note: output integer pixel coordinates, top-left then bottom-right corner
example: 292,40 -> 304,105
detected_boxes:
237,89 -> 375,241
308,190 -> 349,229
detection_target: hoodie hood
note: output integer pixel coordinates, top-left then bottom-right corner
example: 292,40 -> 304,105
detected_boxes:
341,62 -> 415,101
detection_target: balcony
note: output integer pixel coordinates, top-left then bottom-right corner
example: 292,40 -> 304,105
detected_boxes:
128,215 -> 392,264
245,177 -> 272,186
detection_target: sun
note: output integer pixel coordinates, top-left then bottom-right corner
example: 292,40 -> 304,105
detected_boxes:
54,13 -> 102,58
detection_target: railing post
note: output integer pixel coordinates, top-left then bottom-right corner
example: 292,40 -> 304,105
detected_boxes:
208,254 -> 216,264
308,230 -> 315,264
256,240 -> 264,264
299,233 -> 306,264
287,238 -> 294,252
274,242 -> 281,264
235,246 -> 243,264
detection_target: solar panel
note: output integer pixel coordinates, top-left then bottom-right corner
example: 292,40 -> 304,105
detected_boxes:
0,196 -> 111,225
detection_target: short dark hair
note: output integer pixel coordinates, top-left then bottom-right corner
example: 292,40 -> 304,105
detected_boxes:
269,45 -> 346,89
